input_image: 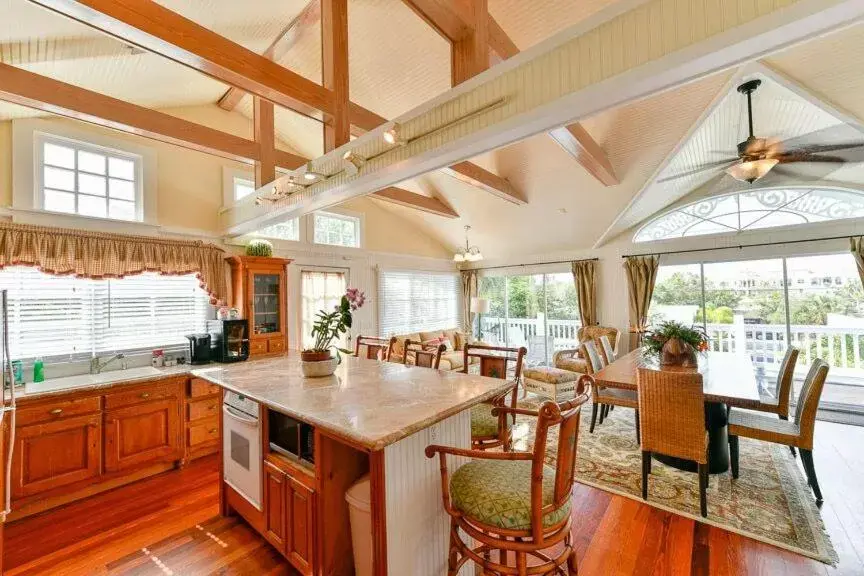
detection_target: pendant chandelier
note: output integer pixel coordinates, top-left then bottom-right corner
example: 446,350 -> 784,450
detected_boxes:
453,225 -> 483,263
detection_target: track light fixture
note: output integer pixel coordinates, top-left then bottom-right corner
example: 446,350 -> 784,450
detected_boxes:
383,124 -> 405,146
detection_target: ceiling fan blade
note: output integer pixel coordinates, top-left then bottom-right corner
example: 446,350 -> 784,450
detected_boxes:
778,124 -> 864,154
778,153 -> 849,164
785,141 -> 864,155
657,158 -> 739,183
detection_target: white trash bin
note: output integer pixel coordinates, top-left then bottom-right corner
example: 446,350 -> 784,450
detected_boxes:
345,475 -> 373,576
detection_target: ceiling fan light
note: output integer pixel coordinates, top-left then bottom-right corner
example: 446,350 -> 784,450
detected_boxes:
726,158 -> 779,183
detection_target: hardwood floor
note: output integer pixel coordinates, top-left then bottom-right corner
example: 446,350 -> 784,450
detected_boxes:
4,421 -> 862,575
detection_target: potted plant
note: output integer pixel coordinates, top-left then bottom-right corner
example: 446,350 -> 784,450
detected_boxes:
643,321 -> 709,367
301,288 -> 366,377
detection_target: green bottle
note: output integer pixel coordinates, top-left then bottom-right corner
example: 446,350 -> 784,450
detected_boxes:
33,357 -> 44,383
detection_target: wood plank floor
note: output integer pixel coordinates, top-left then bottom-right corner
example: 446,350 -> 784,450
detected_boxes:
4,421 -> 862,575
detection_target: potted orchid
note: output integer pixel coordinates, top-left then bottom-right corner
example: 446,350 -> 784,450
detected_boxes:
301,288 -> 366,377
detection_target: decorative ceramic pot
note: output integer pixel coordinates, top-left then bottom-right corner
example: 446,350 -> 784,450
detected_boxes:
660,337 -> 698,367
300,350 -> 338,377
301,350 -> 332,362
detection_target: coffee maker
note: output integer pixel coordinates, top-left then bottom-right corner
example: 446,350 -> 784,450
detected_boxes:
186,333 -> 212,365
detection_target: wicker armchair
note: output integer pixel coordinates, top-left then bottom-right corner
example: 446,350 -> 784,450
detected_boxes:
637,368 -> 709,517
354,335 -> 396,361
403,339 -> 446,369
729,359 -> 829,505
425,375 -> 592,575
462,344 -> 527,451
553,326 -> 620,374
582,341 -> 640,442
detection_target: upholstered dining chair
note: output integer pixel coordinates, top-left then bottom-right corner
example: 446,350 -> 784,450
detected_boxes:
728,359 -> 829,505
599,334 -> 616,365
743,346 -> 800,455
582,341 -> 640,442
553,325 -> 620,374
462,344 -> 527,451
637,368 -> 709,517
403,339 -> 446,369
425,375 -> 592,576
354,335 -> 396,361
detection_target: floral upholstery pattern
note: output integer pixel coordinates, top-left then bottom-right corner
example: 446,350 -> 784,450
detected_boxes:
391,328 -> 468,370
555,356 -> 588,374
450,459 -> 571,530
471,404 -> 510,437
523,366 -> 579,384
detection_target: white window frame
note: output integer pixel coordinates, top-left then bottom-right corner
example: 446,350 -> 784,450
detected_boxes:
311,210 -> 363,249
12,119 -> 158,229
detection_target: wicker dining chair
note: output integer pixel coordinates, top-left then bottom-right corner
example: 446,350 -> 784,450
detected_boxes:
599,334 -> 616,365
582,341 -> 640,442
425,375 -> 592,576
462,344 -> 527,451
403,339 -> 446,369
354,335 -> 396,361
728,359 -> 829,505
637,367 -> 709,517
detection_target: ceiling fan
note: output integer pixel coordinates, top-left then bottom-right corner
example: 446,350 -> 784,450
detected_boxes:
659,79 -> 864,184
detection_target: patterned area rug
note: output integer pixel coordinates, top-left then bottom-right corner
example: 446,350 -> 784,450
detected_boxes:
513,395 -> 838,565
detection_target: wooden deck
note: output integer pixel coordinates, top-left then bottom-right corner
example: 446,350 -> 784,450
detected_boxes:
4,421 -> 863,575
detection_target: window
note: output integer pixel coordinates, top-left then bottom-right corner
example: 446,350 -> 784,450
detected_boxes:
0,267 -> 212,361
479,273 -> 580,366
635,187 -> 864,243
38,134 -> 141,221
256,220 -> 300,242
314,212 -> 360,248
301,270 -> 347,349
234,176 -> 256,201
378,270 -> 461,335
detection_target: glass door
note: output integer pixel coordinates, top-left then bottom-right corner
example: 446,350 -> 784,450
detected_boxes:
251,272 -> 282,336
544,273 -> 580,364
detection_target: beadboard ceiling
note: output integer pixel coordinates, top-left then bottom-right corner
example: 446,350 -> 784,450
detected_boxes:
1,0 -> 863,258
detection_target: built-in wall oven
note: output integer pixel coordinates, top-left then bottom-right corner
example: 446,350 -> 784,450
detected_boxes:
222,391 -> 261,510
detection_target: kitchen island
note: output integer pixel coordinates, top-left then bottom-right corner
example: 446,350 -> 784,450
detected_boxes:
193,351 -> 511,576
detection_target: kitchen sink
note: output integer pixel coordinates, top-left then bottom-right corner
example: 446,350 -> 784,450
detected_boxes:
24,365 -> 165,395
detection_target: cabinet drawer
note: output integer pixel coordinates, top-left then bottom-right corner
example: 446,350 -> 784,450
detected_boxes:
104,383 -> 179,410
268,337 -> 285,354
17,396 -> 101,427
250,339 -> 267,355
189,378 -> 220,398
188,418 -> 219,446
188,396 -> 219,421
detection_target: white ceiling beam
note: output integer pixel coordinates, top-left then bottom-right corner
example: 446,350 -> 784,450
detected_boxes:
222,0 -> 864,236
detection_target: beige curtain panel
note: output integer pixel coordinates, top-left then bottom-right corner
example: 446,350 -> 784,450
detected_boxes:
0,222 -> 228,304
851,237 -> 864,290
571,259 -> 597,327
461,269 -> 478,335
623,255 -> 660,350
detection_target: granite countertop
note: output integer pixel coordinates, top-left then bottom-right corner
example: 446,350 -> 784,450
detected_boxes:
193,351 -> 513,451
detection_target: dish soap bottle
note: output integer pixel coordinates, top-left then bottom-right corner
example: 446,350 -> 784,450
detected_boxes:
33,357 -> 45,383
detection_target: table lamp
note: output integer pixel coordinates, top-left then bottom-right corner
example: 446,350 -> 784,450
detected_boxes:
470,297 -> 490,340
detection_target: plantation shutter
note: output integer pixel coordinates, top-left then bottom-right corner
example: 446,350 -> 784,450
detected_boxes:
378,269 -> 462,336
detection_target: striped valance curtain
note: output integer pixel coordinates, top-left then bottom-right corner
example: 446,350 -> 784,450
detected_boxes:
0,221 -> 227,304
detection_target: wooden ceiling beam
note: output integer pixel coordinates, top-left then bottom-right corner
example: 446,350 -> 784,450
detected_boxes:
451,0 -> 488,85
218,0 -> 321,112
322,0 -> 350,151
254,97 -> 276,188
0,62 -> 308,168
399,0 -> 472,43
371,187 -> 459,218
486,14 -> 618,186
29,0 -> 334,121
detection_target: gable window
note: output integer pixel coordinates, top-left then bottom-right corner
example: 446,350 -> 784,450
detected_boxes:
0,267 -> 212,361
313,212 -> 360,248
38,134 -> 141,221
634,187 -> 864,243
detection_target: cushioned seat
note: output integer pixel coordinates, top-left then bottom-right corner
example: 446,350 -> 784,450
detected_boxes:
596,387 -> 638,408
556,357 -> 587,374
471,404 -> 511,437
523,366 -> 580,401
441,351 -> 464,371
450,459 -> 571,530
728,408 -> 801,445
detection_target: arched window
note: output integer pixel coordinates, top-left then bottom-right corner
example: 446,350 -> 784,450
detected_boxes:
634,187 -> 864,243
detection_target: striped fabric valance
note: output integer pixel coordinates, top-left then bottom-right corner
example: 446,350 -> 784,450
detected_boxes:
0,221 -> 227,304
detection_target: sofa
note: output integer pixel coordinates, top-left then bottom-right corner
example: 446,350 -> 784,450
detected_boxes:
390,328 -> 479,371
553,325 -> 620,374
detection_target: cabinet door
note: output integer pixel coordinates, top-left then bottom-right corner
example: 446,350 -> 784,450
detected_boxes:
249,270 -> 284,340
12,413 -> 101,499
264,462 -> 286,552
104,398 -> 182,473
286,476 -> 316,575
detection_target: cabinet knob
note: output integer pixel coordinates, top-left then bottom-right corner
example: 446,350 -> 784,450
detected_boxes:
49,408 -> 63,415
141,392 -> 151,399
209,428 -> 218,434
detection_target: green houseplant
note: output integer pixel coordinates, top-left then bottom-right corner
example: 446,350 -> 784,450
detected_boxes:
643,321 -> 709,367
300,288 -> 365,376
245,239 -> 273,257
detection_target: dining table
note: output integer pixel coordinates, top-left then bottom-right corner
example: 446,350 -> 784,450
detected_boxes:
593,350 -> 762,474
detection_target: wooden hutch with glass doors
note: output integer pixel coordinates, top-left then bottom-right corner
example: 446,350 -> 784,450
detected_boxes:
227,256 -> 292,356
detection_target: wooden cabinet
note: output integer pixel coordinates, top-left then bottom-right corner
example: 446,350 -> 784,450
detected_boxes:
228,256 -> 292,356
12,413 -> 101,499
104,397 -> 182,473
262,456 -> 316,575
185,378 -> 220,461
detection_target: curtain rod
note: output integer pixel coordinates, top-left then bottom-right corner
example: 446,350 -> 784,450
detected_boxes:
468,257 -> 599,272
621,234 -> 855,259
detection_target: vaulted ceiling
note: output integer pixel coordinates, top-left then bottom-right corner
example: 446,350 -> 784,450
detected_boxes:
1,0 -> 863,258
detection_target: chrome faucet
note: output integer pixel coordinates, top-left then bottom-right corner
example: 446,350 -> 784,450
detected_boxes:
90,353 -> 126,375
